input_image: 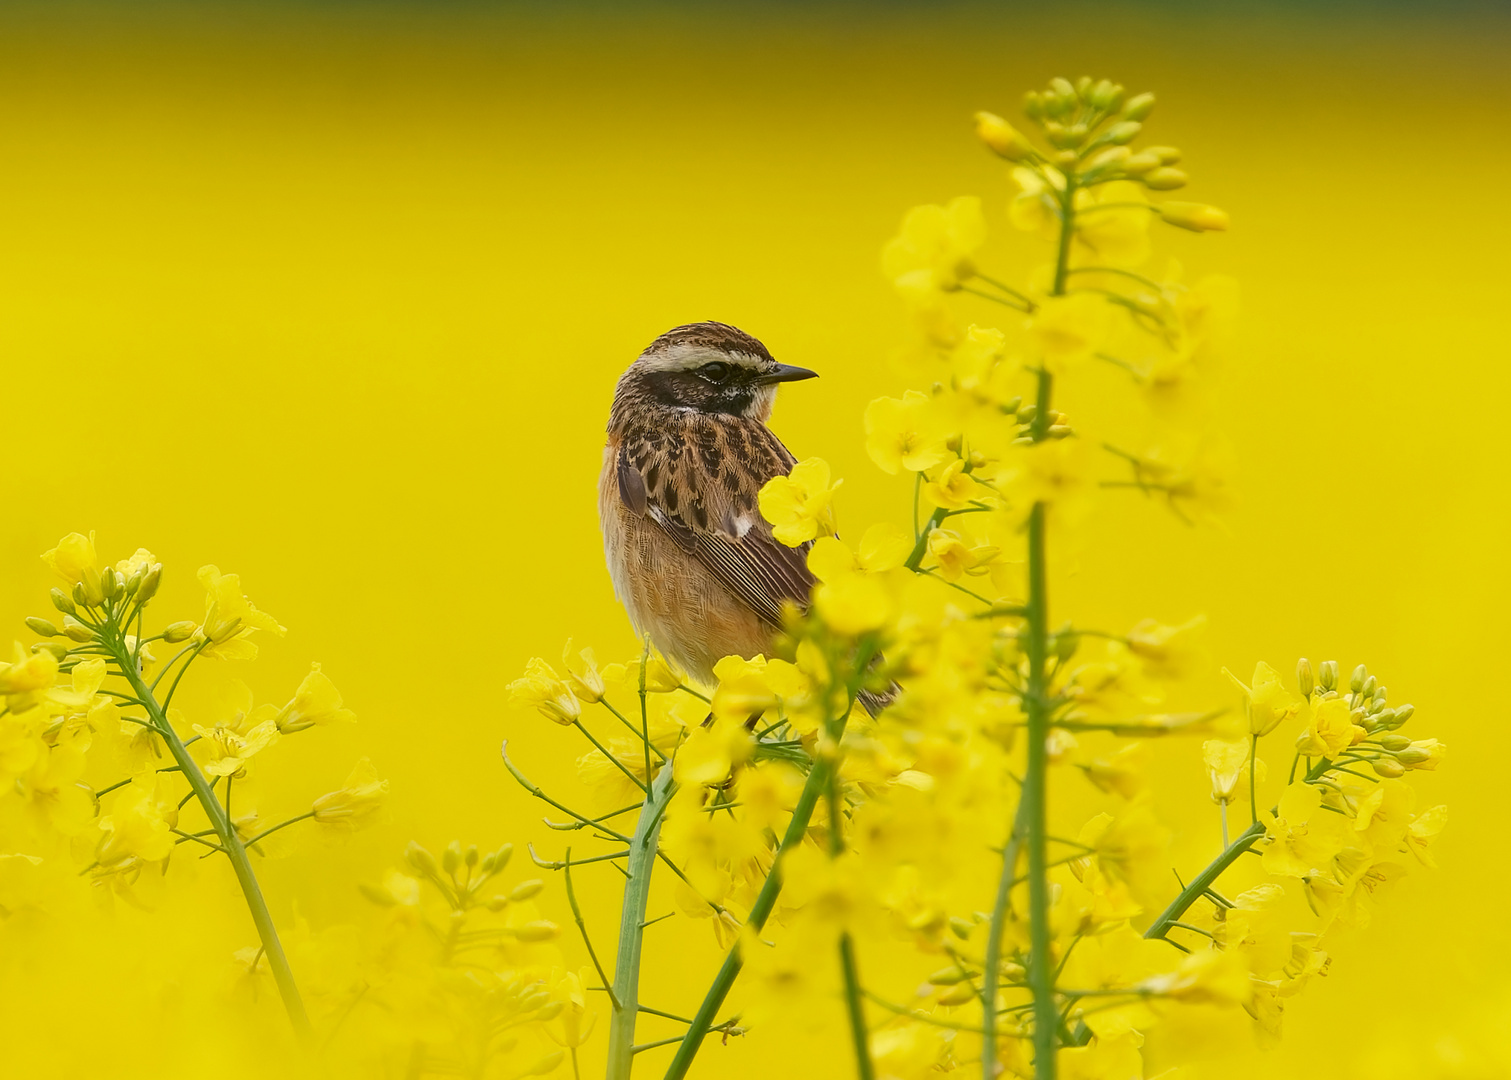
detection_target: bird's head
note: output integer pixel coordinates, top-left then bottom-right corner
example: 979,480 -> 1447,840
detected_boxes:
613,321 -> 817,424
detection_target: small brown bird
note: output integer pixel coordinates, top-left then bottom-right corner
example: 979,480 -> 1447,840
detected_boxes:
599,321 -> 821,688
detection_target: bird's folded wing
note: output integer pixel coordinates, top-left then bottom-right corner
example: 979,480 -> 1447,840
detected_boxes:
618,423 -> 815,630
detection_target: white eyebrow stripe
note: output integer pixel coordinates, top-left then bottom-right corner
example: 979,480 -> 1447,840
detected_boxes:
636,344 -> 770,373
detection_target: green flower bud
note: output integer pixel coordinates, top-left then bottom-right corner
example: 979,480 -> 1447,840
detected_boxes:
1089,79 -> 1123,111
937,982 -> 978,1006
50,588 -> 76,616
1371,757 -> 1407,778
464,844 -> 479,869
25,617 -> 60,638
80,567 -> 105,607
492,843 -> 514,873
71,582 -> 89,610
1296,659 -> 1314,698
1023,92 -> 1044,122
1074,76 -> 1093,99
63,616 -> 95,643
135,566 -> 162,606
1318,661 -> 1339,692
509,879 -> 545,902
442,841 -> 462,875
1362,675 -> 1378,698
125,567 -> 145,597
1146,145 -> 1182,164
33,642 -> 69,661
1394,704 -> 1415,724
1050,77 -> 1076,102
1052,629 -> 1080,663
1350,665 -> 1368,694
512,920 -> 560,943
358,882 -> 396,907
1143,166 -> 1188,190
948,916 -> 974,940
1121,92 -> 1156,121
927,965 -> 975,986
1105,121 -> 1142,145
405,841 -> 439,877
975,111 -> 1038,162
1158,202 -> 1229,232
1395,746 -> 1431,766
162,620 -> 197,643
99,567 -> 120,601
1378,733 -> 1411,751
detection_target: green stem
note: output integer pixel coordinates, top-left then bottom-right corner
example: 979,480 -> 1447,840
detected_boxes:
1023,500 -> 1056,1080
980,792 -> 1030,1078
605,762 -> 678,1080
109,632 -> 311,1040
662,737 -> 851,1079
1017,169 -> 1077,1080
828,765 -> 875,1080
1144,756 -> 1336,944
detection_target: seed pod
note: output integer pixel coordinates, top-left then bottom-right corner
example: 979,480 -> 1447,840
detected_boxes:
25,617 -> 60,638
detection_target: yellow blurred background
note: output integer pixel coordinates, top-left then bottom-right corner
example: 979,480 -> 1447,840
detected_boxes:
1,2 -> 1507,1075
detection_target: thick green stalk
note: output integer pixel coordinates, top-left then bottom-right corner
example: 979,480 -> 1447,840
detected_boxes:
828,767 -> 875,1080
1022,500 -> 1056,1080
109,631 -> 311,1039
662,753 -> 837,1080
606,762 -> 678,1080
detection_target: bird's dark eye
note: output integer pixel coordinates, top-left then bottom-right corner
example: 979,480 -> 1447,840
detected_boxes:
698,361 -> 732,383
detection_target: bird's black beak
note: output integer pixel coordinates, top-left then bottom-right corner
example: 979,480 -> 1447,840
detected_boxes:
756,363 -> 819,385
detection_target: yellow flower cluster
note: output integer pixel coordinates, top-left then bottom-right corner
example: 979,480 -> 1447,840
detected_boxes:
500,74 -> 1447,1080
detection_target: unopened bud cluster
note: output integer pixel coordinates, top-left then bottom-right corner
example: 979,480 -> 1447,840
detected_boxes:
975,75 -> 1228,232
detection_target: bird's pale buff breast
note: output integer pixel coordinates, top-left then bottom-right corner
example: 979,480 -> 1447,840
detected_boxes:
598,437 -> 773,686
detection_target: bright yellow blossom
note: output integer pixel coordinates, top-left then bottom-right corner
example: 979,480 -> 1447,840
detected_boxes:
275,663 -> 355,732
196,565 -> 286,660
881,195 -> 987,293
311,758 -> 389,827
507,658 -> 581,725
759,457 -> 841,546
864,391 -> 951,475
41,531 -> 97,585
